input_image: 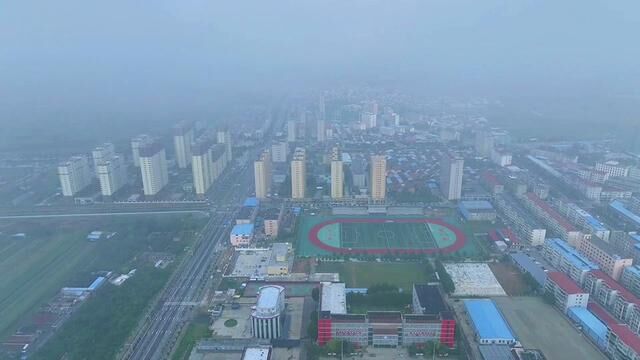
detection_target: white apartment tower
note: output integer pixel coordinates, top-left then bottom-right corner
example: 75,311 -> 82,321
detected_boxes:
291,147 -> 306,199
192,139 -> 227,197
317,119 -> 326,142
287,120 -> 297,142
139,141 -> 169,196
58,155 -> 93,197
173,121 -> 195,169
331,147 -> 344,199
271,142 -> 288,163
131,134 -> 152,167
440,152 -> 464,201
217,129 -> 232,163
254,149 -> 272,199
91,143 -> 115,175
97,155 -> 127,197
370,155 -> 387,200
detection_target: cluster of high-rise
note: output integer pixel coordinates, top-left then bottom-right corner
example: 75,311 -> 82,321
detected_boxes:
192,131 -> 230,198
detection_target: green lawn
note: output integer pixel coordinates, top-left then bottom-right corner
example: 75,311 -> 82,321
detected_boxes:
316,262 -> 430,291
0,230 -> 93,339
0,215 -> 205,340
172,319 -> 211,360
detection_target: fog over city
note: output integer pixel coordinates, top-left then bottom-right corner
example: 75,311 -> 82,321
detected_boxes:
2,1 -> 640,132
3,2 -> 640,360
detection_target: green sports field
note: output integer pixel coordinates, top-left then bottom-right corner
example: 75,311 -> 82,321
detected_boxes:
296,215 -> 481,257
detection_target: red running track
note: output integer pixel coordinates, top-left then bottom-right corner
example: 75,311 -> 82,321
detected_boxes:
308,218 -> 466,255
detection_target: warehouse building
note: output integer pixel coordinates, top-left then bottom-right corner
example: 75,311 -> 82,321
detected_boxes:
544,272 -> 589,312
567,306 -> 608,351
510,252 -> 547,288
463,299 -> 517,345
542,238 -> 599,285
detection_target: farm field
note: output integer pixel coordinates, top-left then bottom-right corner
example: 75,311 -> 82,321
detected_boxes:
316,261 -> 430,291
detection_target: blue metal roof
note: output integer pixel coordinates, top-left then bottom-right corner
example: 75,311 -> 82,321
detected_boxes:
88,277 -> 106,291
460,200 -> 494,210
510,252 -> 547,286
568,306 -> 607,339
231,223 -> 254,236
243,197 -> 259,207
464,299 -> 516,342
610,200 -> 640,227
547,238 -> 599,270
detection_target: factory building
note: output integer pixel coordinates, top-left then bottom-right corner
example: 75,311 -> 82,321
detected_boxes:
251,285 -> 285,339
463,299 -> 517,345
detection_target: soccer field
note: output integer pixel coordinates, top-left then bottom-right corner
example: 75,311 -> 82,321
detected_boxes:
297,216 -> 472,256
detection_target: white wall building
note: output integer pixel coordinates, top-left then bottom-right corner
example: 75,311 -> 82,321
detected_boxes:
271,142 -> 288,163
139,141 -> 169,196
291,147 -> 306,199
58,155 -> 93,197
131,134 -> 152,167
331,147 -> 344,199
173,121 -> 194,169
97,155 -> 127,197
91,143 -> 115,175
370,155 -> 386,200
254,149 -> 272,199
440,153 -> 464,201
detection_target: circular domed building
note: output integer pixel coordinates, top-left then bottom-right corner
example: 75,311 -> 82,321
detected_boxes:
251,285 -> 285,339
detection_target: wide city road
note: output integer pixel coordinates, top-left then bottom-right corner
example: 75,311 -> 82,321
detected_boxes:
120,151 -> 257,360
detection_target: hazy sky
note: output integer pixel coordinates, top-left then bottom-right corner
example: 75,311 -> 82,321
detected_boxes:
1,0 -> 639,129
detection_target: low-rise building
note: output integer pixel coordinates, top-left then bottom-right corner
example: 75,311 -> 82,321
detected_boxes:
545,271 -> 589,312
622,266 -> 640,299
230,224 -> 254,247
463,299 -> 517,345
554,199 -> 611,241
458,200 -> 497,222
266,243 -> 293,276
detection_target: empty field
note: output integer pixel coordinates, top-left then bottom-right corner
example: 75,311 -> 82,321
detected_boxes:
0,231 -> 94,338
316,261 -> 430,291
494,297 -> 607,360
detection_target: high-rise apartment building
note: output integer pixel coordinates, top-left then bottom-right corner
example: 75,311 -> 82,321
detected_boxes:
91,143 -> 115,175
254,149 -> 272,199
331,147 -> 344,199
287,120 -> 297,142
271,142 -> 288,163
97,155 -> 127,197
131,134 -> 152,167
370,155 -> 386,200
192,138 -> 227,197
440,153 -> 464,201
217,129 -> 232,163
58,155 -> 93,197
317,119 -> 326,142
291,147 -> 306,199
173,121 -> 195,169
139,141 -> 169,196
